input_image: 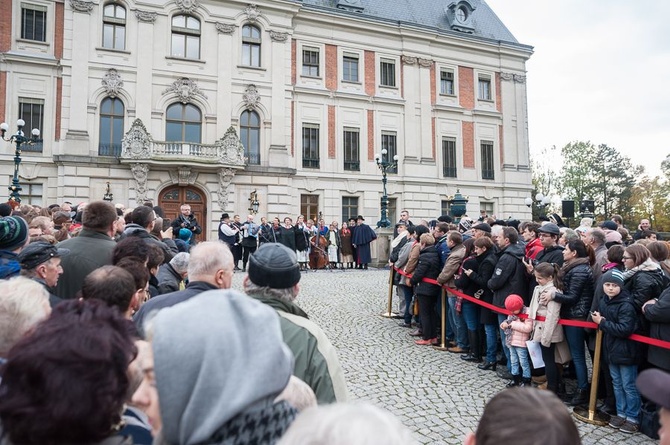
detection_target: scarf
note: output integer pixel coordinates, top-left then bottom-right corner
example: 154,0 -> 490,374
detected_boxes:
622,257 -> 660,280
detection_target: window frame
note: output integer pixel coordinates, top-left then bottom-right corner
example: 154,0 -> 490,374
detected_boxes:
478,75 -> 492,101
171,14 -> 201,60
481,140 -> 495,180
165,102 -> 202,144
20,4 -> 47,42
240,110 -> 261,165
301,47 -> 320,77
442,137 -> 457,178
241,24 -> 261,68
102,3 -> 126,50
381,131 -> 397,174
302,124 -> 320,169
21,182 -> 44,206
98,96 -> 125,157
440,69 -> 455,96
342,53 -> 360,83
341,196 -> 359,223
18,97 -> 44,153
379,58 -> 397,88
343,127 -> 360,171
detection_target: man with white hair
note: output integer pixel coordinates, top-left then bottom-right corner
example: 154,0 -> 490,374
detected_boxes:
156,252 -> 189,295
244,243 -> 348,404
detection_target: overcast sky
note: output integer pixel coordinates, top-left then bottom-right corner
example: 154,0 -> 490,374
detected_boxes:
485,0 -> 670,177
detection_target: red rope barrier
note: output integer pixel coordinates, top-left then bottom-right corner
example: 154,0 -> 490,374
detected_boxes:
393,266 -> 670,350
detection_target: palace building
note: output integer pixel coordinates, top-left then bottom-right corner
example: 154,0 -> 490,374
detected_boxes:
0,0 -> 533,238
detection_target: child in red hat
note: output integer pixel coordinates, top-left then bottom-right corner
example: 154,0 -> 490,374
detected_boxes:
500,294 -> 533,387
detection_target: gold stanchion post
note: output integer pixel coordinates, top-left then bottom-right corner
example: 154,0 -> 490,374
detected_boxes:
380,267 -> 397,318
573,329 -> 609,425
433,288 -> 448,351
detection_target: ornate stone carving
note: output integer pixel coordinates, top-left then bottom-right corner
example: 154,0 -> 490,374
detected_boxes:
401,55 -> 417,65
70,0 -> 94,13
514,74 -> 526,83
217,127 -> 246,166
121,119 -> 153,160
218,167 -> 236,211
130,163 -> 150,204
162,78 -> 207,103
417,58 -> 433,68
175,0 -> 198,14
269,30 -> 288,42
244,4 -> 260,22
169,167 -> 198,186
102,69 -> 124,98
215,22 -> 235,34
242,84 -> 260,110
134,9 -> 157,23
500,72 -> 514,81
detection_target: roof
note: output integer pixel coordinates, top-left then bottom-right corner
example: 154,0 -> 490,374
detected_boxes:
297,0 -> 527,48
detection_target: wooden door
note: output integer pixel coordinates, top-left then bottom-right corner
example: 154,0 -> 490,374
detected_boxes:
159,186 -> 207,242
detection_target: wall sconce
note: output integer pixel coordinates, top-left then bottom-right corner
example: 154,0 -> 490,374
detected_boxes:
103,182 -> 114,202
248,190 -> 259,214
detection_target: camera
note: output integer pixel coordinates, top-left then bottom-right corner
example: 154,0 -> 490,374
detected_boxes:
182,220 -> 191,229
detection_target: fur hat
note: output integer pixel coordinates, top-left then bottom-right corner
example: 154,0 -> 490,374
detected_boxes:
248,243 -> 301,289
0,216 -> 29,251
504,294 -> 524,313
602,269 -> 625,288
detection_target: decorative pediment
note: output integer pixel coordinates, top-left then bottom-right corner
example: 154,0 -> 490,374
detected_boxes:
169,167 -> 198,186
215,22 -> 235,34
445,0 -> 477,34
242,84 -> 260,110
102,69 -> 124,98
70,0 -> 94,13
217,127 -> 246,166
269,30 -> 289,42
134,9 -> 157,23
244,4 -> 260,22
175,0 -> 199,14
162,78 -> 207,104
121,119 -> 153,159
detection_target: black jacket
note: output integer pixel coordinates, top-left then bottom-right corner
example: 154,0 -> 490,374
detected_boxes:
535,245 -> 565,267
469,248 -> 498,324
488,242 -> 528,307
553,259 -> 594,320
410,245 -> 442,298
455,255 -> 479,298
156,263 -> 183,295
598,288 -> 642,365
645,286 -> 670,371
625,269 -> 666,313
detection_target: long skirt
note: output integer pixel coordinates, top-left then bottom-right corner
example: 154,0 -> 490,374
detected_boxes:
328,245 -> 338,262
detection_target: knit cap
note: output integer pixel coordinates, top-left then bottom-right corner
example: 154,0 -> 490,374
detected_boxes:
0,216 -> 29,251
602,269 -> 625,288
248,243 -> 301,289
504,294 -> 524,313
178,228 -> 192,241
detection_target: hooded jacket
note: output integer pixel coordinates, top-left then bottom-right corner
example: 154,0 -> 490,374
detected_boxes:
488,242 -> 528,307
623,259 -> 666,313
151,290 -> 295,445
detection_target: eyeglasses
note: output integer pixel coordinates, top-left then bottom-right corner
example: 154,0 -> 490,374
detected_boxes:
539,233 -> 553,238
622,256 -> 632,260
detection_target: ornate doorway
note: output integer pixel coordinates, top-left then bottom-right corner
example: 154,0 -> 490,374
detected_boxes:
159,186 -> 207,242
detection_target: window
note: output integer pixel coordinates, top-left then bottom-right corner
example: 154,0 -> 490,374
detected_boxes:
22,183 -> 43,206
240,110 -> 260,165
171,15 -> 200,59
381,132 -> 397,173
302,48 -> 319,77
301,194 -> 319,222
380,59 -> 396,87
102,3 -> 126,50
166,103 -> 201,143
343,128 -> 359,171
242,24 -> 261,67
387,197 -> 397,226
302,125 -> 320,169
18,98 -> 44,152
21,5 -> 46,42
99,97 -> 124,156
343,54 -> 359,82
341,197 -> 358,222
442,138 -> 457,178
481,202 -> 494,217
481,140 -> 494,180
441,200 -> 451,217
440,69 -> 454,95
478,75 -> 492,101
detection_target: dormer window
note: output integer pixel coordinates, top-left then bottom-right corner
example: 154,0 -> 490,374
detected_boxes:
446,1 -> 476,33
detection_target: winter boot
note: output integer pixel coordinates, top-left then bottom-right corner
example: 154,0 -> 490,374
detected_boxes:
519,377 -> 532,387
506,374 -> 521,388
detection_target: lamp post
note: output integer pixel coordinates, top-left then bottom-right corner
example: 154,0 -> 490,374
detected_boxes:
248,190 -> 259,214
524,193 -> 551,210
0,119 -> 40,204
374,149 -> 399,228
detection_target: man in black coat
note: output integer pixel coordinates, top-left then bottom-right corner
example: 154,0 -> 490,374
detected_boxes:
170,204 -> 202,243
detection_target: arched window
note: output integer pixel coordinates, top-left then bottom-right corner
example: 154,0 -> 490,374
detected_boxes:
99,97 -> 124,156
102,3 -> 126,50
241,24 -> 261,67
171,15 -> 200,59
166,103 -> 201,143
240,110 -> 260,165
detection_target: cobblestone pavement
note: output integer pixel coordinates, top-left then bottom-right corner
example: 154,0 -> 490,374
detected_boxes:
232,268 -> 657,444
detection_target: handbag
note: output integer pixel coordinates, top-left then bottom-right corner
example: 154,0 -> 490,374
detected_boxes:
554,340 -> 572,364
639,401 -> 660,439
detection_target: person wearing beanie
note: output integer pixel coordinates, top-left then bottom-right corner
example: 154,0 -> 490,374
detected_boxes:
500,294 -> 533,388
244,243 -> 348,404
144,289 -> 298,444
0,216 -> 30,279
592,268 -> 643,434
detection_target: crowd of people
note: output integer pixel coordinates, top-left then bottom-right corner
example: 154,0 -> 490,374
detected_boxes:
2,198 -> 670,443
390,210 -> 670,437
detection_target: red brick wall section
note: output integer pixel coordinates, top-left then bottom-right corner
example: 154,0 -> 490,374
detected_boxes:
291,39 -> 297,86
290,101 -> 295,156
0,0 -> 11,52
54,2 -> 64,60
367,109 -> 374,161
431,117 -> 436,160
325,44 -> 337,91
462,121 -> 474,168
364,50 -> 375,97
328,105 -> 335,158
499,124 -> 504,166
430,62 -> 436,105
495,72 -> 502,113
459,66 -> 474,110
55,78 -> 62,140
0,71 -> 6,124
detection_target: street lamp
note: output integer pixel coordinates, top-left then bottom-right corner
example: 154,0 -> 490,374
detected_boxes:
524,193 -> 551,209
374,148 -> 399,228
248,190 -> 259,214
0,119 -> 40,204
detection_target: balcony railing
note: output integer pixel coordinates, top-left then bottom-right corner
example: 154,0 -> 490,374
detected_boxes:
99,143 -> 122,157
303,157 -> 320,169
344,160 -> 360,171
